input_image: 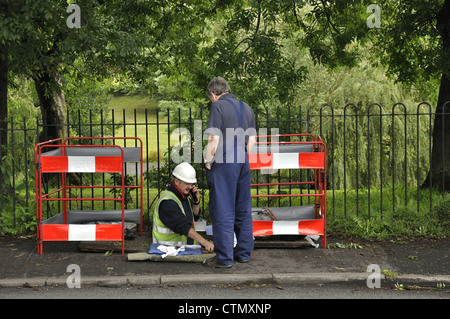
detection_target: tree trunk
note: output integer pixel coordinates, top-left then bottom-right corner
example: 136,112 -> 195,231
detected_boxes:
422,0 -> 450,192
422,74 -> 450,191
34,66 -> 68,142
0,45 -> 7,156
0,44 -> 9,202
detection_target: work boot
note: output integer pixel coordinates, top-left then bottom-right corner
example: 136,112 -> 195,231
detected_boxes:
234,257 -> 250,263
202,256 -> 233,268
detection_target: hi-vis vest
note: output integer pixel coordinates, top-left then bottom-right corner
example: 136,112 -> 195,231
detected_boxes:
152,190 -> 196,246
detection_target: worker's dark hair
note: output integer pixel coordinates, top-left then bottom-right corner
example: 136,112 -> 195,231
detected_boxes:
206,77 -> 231,98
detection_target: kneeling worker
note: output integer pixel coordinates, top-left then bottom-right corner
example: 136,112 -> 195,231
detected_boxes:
153,162 -> 214,252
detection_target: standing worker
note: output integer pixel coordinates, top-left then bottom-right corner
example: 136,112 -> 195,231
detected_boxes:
153,162 -> 214,252
203,77 -> 256,268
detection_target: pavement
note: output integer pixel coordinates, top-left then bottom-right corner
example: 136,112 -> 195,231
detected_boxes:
0,232 -> 449,291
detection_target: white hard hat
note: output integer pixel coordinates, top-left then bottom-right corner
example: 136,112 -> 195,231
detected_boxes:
172,162 -> 197,184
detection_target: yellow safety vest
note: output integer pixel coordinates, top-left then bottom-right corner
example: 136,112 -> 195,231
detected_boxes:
152,190 -> 196,246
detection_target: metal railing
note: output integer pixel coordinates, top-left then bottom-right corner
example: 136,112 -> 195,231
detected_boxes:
0,102 -> 448,233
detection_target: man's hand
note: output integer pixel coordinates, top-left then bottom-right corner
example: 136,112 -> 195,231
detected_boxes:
202,240 -> 214,253
205,134 -> 219,167
188,228 -> 214,252
190,185 -> 200,203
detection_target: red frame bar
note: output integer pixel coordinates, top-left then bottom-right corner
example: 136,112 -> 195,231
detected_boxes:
251,193 -> 325,198
35,139 -> 62,255
251,181 -> 315,187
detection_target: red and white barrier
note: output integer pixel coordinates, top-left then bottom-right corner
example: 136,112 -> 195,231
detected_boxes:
41,224 -> 123,241
249,152 -> 325,170
253,220 -> 324,237
41,156 -> 122,173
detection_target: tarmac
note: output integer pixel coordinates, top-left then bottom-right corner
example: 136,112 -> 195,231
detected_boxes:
0,232 -> 449,291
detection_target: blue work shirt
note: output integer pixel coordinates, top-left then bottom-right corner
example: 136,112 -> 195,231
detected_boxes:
205,94 -> 256,164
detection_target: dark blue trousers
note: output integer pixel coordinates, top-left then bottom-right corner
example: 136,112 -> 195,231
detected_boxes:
207,160 -> 254,265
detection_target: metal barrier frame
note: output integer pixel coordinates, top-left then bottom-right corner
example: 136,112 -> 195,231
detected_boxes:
249,133 -> 327,248
35,137 -> 143,255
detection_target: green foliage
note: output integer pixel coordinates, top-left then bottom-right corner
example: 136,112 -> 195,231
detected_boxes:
313,101 -> 434,190
299,1 -> 369,68
327,187 -> 450,239
64,67 -> 116,137
372,0 -> 446,85
109,174 -> 135,207
0,153 -> 36,235
296,0 -> 447,90
432,199 -> 450,229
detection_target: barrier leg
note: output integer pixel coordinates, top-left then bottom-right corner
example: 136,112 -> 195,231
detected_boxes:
322,234 -> 327,249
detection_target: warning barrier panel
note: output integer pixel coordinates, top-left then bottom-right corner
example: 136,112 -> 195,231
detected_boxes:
253,220 -> 324,237
248,152 -> 325,170
41,224 -> 123,241
41,156 -> 122,173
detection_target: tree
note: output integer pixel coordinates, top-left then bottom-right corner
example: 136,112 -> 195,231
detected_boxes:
2,0 -> 162,141
1,1 -> 71,141
294,0 -> 450,191
152,1 -> 310,117
168,0 -> 449,190
423,0 -> 450,191
4,0 -> 307,141
4,0 -> 448,191
0,0 -> 38,195
201,1 -> 307,107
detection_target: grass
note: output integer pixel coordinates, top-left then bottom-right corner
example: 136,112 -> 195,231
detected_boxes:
248,184 -> 450,240
325,187 -> 450,240
107,95 -> 179,162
